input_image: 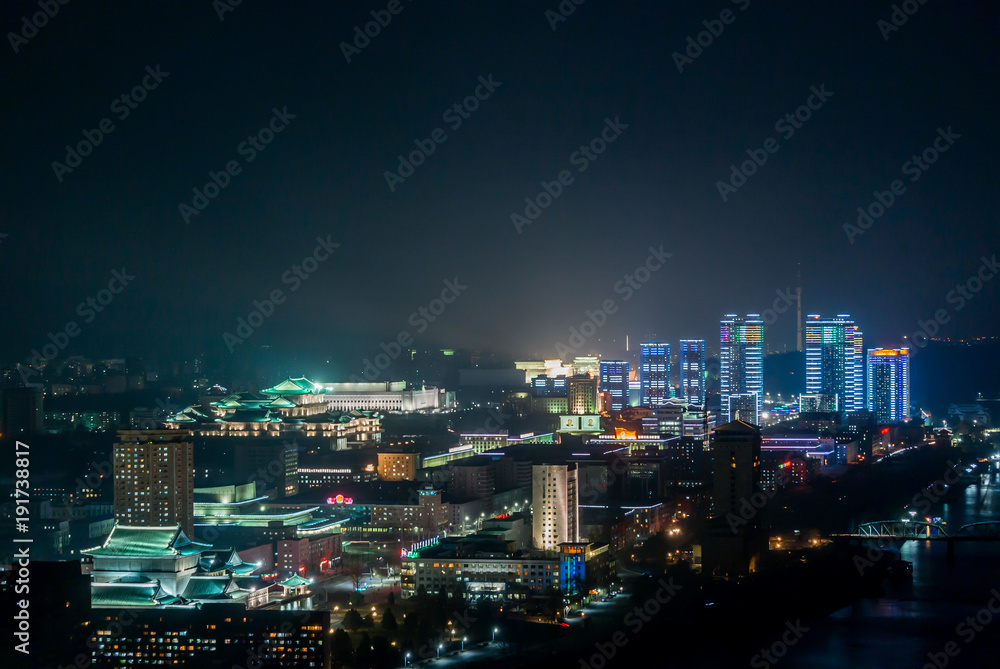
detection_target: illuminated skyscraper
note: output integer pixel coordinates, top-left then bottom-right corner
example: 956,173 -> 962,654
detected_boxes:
720,315 -> 763,424
804,315 -> 864,412
867,348 -> 910,423
639,342 -> 670,407
599,360 -> 629,411
679,339 -> 706,406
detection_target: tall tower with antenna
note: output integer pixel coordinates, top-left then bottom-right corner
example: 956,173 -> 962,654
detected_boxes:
796,262 -> 803,353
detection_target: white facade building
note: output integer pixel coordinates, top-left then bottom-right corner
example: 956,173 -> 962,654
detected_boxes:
532,463 -> 579,551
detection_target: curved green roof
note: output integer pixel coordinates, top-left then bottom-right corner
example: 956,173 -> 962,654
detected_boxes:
278,574 -> 311,587
91,583 -> 163,608
262,377 -> 320,395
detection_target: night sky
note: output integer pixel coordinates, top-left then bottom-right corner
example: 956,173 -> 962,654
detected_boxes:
2,1 -> 998,376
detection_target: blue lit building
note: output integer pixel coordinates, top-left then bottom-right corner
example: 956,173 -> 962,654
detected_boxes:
639,343 -> 670,407
867,348 -> 910,423
679,339 -> 706,406
804,315 -> 864,413
599,360 -> 629,411
531,375 -> 566,397
720,315 -> 763,424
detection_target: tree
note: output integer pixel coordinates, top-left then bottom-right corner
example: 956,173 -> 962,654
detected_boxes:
387,591 -> 395,606
349,590 -> 366,606
363,613 -> 376,628
381,608 -> 398,633
355,632 -> 373,668
343,608 -> 364,631
371,635 -> 395,669
348,560 -> 365,591
332,628 -> 353,667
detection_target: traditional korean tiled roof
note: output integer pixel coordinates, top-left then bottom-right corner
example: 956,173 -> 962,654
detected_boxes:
278,574 -> 311,587
229,561 -> 260,575
197,549 -> 260,576
218,409 -> 279,423
181,576 -> 247,601
91,583 -> 167,608
212,392 -> 271,410
261,377 -> 320,396
264,397 -> 298,408
165,405 -> 211,423
109,574 -> 155,584
83,524 -> 211,558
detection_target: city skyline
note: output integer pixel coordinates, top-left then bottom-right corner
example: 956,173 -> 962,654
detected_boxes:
3,3 -> 1000,668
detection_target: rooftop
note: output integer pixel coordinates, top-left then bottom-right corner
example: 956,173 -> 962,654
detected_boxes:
83,524 -> 211,558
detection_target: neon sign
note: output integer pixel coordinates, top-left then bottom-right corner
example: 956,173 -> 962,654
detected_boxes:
327,494 -> 354,504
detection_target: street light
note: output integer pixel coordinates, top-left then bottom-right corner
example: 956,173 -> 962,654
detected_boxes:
437,644 -> 443,658
405,652 -> 411,667
462,637 -> 467,651
493,627 -> 499,643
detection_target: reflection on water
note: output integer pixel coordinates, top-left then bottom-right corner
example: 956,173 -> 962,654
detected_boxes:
785,461 -> 1000,669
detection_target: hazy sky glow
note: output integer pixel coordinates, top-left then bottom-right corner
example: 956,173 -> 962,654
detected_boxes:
2,1 -> 997,371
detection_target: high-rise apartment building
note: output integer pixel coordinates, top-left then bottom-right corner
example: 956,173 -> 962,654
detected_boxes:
599,360 -> 629,411
720,315 -> 764,424
867,348 -> 910,423
679,339 -> 706,406
639,342 -> 670,407
805,315 -> 864,412
234,438 -> 299,498
113,430 -> 195,536
532,463 -> 579,551
710,420 -> 762,520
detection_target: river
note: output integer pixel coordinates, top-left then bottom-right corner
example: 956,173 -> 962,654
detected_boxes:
780,458 -> 1000,668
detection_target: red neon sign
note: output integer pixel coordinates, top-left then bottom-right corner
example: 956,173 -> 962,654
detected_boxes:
327,494 -> 354,504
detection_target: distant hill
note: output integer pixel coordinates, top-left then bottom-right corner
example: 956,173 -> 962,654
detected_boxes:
760,341 -> 1000,417
911,339 -> 1000,414
763,351 -> 805,398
